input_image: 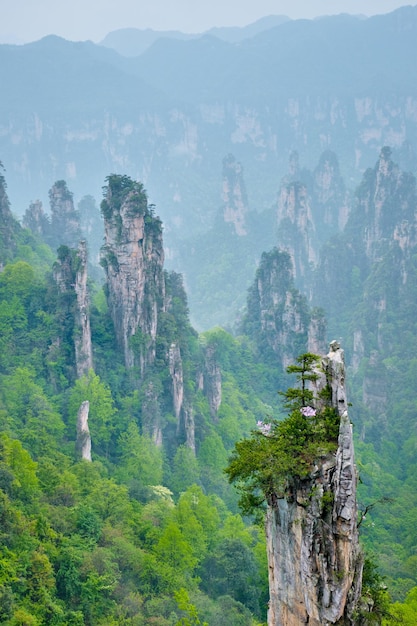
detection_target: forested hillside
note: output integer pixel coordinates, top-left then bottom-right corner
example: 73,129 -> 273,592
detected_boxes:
0,163 -> 276,625
2,142 -> 417,625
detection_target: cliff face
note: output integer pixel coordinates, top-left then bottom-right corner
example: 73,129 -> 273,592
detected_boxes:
49,180 -> 81,249
76,400 -> 92,461
53,242 -> 93,378
100,177 -> 199,449
222,154 -> 249,236
73,241 -> 94,377
203,344 -> 222,419
100,176 -> 165,374
0,163 -> 19,267
313,150 -> 350,236
22,200 -> 50,238
267,342 -> 362,626
242,248 -> 326,369
276,150 -> 349,294
276,181 -> 317,284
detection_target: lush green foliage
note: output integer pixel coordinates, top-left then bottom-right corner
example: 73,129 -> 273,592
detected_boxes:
226,354 -> 339,515
0,176 -> 270,625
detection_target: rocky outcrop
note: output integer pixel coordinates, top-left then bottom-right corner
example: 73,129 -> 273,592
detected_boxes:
49,180 -> 81,249
307,308 -> 327,356
22,200 -> 50,238
266,342 -> 363,626
100,175 -> 165,374
141,380 -> 163,446
74,241 -> 94,377
182,402 -> 196,454
242,248 -> 324,369
203,344 -> 222,419
76,400 -> 92,461
313,150 -> 350,236
53,243 -> 93,378
169,342 -> 184,422
276,181 -> 317,283
222,154 -> 249,236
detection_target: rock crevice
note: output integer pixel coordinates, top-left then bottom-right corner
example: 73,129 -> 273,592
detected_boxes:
267,342 -> 362,626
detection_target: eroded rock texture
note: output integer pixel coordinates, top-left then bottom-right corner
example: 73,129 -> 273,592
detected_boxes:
100,176 -> 165,375
222,153 -> 249,236
267,342 -> 362,626
49,180 -> 81,248
76,400 -> 92,461
242,248 -> 326,369
53,242 -> 93,378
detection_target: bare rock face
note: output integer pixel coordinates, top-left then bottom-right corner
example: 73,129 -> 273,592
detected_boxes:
141,380 -> 163,446
76,400 -> 92,461
74,241 -> 94,377
276,181 -> 317,282
313,150 -> 350,234
49,180 -> 81,248
266,342 -> 363,626
308,309 -> 327,356
100,175 -> 165,374
169,342 -> 184,422
182,402 -> 196,454
203,344 -> 222,419
222,153 -> 249,236
23,200 -> 50,238
53,242 -> 93,378
243,248 -> 313,369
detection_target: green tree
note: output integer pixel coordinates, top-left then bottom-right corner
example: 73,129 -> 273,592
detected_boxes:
225,353 -> 339,515
1,368 -> 64,457
174,588 -> 208,626
117,421 -> 163,494
68,370 -> 115,457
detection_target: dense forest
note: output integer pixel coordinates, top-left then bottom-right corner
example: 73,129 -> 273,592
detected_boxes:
1,146 -> 417,626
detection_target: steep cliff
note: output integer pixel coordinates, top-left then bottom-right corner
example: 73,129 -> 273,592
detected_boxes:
222,153 -> 249,236
315,148 -> 417,421
0,161 -> 19,267
242,248 -> 326,369
202,344 -> 222,419
100,175 -> 165,374
53,242 -> 93,378
22,200 -> 50,239
76,400 -> 92,461
313,150 -> 350,238
276,181 -> 317,284
267,343 -> 363,626
49,180 -> 81,249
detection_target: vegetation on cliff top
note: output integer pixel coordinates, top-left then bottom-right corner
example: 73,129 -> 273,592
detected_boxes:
225,353 -> 339,516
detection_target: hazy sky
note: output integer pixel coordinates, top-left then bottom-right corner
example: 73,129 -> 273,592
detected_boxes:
1,0 -> 413,44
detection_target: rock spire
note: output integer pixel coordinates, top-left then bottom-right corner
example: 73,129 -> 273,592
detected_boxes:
266,342 -> 362,626
76,400 -> 92,461
100,175 -> 165,375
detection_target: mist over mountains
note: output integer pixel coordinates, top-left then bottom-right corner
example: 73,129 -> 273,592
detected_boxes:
2,5 -> 417,623
1,5 -> 416,224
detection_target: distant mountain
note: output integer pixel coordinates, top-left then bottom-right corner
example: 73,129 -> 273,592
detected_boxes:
100,27 -> 198,57
1,5 -> 416,333
99,15 -> 291,57
206,15 -> 290,42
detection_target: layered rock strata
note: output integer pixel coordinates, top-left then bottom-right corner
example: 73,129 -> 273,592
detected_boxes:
76,400 -> 92,461
100,176 -> 165,374
243,248 -> 326,369
53,242 -> 93,378
222,153 -> 249,236
267,342 -> 362,626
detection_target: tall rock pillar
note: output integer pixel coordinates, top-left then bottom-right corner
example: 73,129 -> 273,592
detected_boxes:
100,175 -> 165,375
53,242 -> 93,379
266,342 -> 362,626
